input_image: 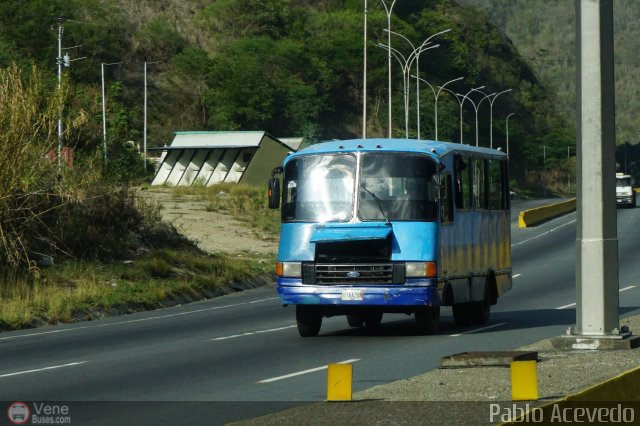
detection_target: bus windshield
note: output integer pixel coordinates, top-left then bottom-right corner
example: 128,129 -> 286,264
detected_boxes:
359,153 -> 438,221
617,177 -> 631,187
281,154 -> 356,222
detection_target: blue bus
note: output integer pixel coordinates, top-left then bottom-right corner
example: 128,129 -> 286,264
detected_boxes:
268,138 -> 511,337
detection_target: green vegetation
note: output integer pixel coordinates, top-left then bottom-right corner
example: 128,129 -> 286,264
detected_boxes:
0,248 -> 273,329
0,61 -> 273,330
3,0 -> 610,328
458,0 -> 640,182
0,0 -> 578,186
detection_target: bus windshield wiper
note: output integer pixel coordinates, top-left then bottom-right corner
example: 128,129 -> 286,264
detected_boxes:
360,184 -> 391,225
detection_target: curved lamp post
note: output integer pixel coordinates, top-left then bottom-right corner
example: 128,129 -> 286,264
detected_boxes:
471,88 -> 512,148
412,75 -> 464,140
385,28 -> 451,139
379,0 -> 397,138
468,88 -> 496,147
378,43 -> 439,138
506,112 -> 515,155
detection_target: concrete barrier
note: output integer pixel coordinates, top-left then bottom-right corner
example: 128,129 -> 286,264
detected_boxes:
518,198 -> 576,228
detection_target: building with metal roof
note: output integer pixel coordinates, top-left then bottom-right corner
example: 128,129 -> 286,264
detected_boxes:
150,131 -> 297,187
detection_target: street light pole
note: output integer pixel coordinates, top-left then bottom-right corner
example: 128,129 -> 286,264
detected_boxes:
386,28 -> 451,139
486,88 -> 512,149
362,0 -> 367,139
380,0 -> 397,138
435,77 -> 464,140
101,61 -> 122,164
506,112 -> 515,155
379,43 -> 439,139
469,88 -> 496,147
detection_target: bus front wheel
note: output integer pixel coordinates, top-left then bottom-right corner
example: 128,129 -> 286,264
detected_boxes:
296,305 -> 322,337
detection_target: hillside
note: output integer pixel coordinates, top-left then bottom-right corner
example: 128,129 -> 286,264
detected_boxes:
458,0 -> 640,175
0,0 -> 575,185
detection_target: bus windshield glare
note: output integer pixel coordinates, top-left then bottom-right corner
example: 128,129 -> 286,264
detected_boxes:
282,152 -> 438,223
282,154 -> 356,222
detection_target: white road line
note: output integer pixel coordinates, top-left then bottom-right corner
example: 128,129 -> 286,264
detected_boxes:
258,359 -> 360,384
513,274 -> 522,278
556,286 -> 636,310
449,322 -> 507,337
0,361 -> 87,379
511,219 -> 576,247
211,325 -> 296,341
0,297 -> 280,342
556,303 -> 576,310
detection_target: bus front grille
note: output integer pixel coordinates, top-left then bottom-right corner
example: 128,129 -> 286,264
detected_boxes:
303,263 -> 404,285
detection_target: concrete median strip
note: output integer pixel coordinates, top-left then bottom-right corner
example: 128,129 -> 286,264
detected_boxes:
518,198 -> 576,228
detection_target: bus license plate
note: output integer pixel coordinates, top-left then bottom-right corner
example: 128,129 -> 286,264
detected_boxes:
341,289 -> 364,301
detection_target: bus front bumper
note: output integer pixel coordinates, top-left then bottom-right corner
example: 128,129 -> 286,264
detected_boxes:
276,278 -> 440,307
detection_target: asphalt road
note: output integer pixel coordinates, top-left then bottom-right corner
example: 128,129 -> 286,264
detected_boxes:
1,198 -> 639,425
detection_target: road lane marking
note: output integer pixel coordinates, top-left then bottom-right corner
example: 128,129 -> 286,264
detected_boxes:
0,297 -> 281,342
556,286 -> 636,310
211,325 -> 296,341
449,322 -> 507,337
258,359 -> 360,384
0,361 -> 87,379
511,219 -> 576,247
556,303 -> 576,310
513,274 -> 522,278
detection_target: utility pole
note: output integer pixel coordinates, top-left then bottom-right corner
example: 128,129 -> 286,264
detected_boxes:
554,0 -> 635,349
144,61 -> 162,172
56,17 -> 64,167
101,62 -> 122,164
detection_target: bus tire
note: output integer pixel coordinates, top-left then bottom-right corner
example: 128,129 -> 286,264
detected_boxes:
452,303 -> 472,326
296,305 -> 322,337
470,297 -> 490,325
415,306 -> 439,335
470,280 -> 493,325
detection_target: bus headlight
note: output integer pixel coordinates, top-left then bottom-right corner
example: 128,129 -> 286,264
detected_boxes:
406,262 -> 437,278
276,262 -> 302,278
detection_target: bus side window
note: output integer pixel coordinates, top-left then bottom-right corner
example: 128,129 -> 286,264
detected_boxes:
488,159 -> 503,210
441,173 -> 454,223
472,158 -> 488,210
454,154 -> 470,210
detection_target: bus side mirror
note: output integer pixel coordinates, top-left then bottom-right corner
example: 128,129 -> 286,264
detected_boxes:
268,178 -> 280,209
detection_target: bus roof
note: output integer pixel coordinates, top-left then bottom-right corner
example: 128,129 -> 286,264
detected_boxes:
287,138 -> 507,163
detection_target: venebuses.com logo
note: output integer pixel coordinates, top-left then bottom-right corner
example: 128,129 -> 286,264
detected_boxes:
7,401 -> 31,425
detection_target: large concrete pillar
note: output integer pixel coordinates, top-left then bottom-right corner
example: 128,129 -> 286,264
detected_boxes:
575,0 -> 619,336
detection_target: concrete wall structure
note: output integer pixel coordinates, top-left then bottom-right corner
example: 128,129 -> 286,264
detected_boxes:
150,131 -> 297,187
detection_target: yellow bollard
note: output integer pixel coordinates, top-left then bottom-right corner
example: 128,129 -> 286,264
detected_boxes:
511,360 -> 538,401
327,363 -> 352,401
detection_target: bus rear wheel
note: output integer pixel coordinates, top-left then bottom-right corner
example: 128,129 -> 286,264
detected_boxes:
452,303 -> 472,326
296,305 -> 322,337
415,306 -> 440,335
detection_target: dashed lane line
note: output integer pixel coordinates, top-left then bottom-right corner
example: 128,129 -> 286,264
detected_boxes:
555,285 -> 636,309
211,325 -> 297,341
0,361 -> 88,379
449,322 -> 508,337
258,359 -> 361,384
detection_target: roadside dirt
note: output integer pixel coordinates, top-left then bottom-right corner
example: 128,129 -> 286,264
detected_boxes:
141,188 -> 278,256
